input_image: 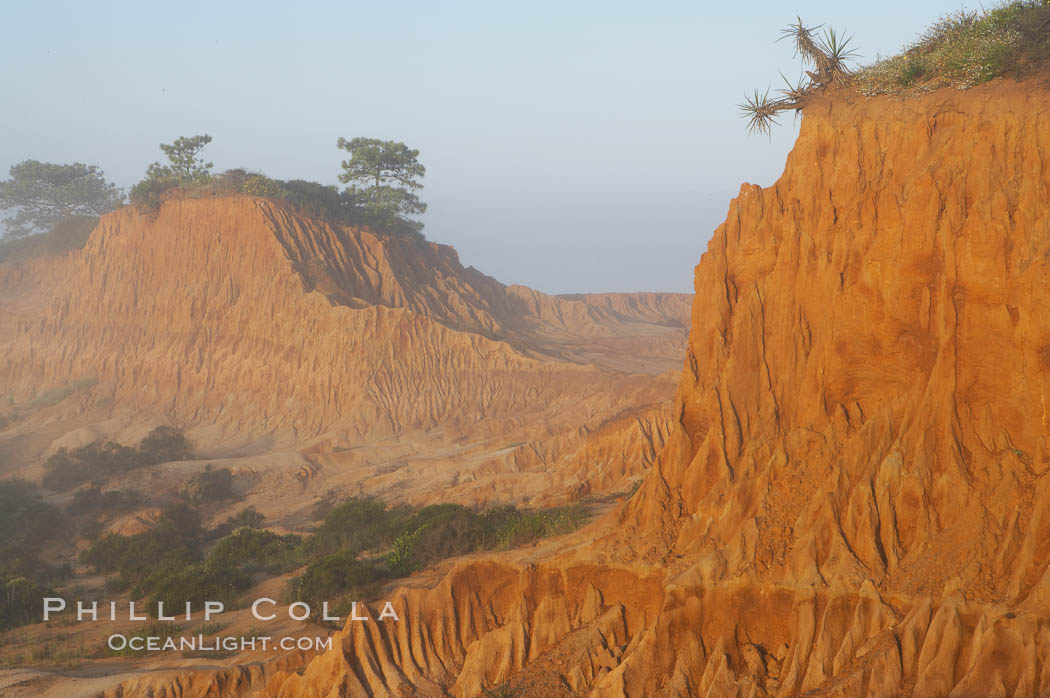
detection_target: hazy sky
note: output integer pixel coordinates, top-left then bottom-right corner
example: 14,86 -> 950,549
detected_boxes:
2,1 -> 953,293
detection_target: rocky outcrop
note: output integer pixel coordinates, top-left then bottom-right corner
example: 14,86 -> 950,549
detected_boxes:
255,73 -> 1050,696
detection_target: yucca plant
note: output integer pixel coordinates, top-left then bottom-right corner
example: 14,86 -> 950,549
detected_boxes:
741,18 -> 860,135
818,27 -> 860,83
739,89 -> 786,138
780,17 -> 833,83
778,71 -> 812,102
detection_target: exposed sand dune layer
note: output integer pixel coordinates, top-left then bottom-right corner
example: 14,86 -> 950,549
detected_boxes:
223,74 -> 1050,696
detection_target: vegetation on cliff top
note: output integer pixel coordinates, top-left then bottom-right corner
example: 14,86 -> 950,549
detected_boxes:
739,18 -> 859,136
854,1 -> 1050,95
741,1 -> 1050,135
130,133 -> 427,239
0,161 -> 122,262
0,161 -> 123,238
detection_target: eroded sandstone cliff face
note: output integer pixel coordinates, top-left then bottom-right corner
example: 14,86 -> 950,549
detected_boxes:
0,198 -> 689,507
250,74 -> 1050,697
0,199 -> 685,439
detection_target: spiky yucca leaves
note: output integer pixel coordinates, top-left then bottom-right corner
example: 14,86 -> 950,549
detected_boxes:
778,18 -> 859,86
818,27 -> 860,83
780,17 -> 823,63
739,89 -> 788,137
740,18 -> 861,136
780,17 -> 834,83
778,71 -> 812,102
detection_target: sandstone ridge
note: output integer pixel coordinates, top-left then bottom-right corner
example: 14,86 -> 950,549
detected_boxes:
0,197 -> 690,503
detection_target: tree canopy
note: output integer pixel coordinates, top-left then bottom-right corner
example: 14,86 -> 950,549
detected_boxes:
154,134 -> 214,185
130,134 -> 214,209
0,161 -> 123,238
337,137 -> 426,235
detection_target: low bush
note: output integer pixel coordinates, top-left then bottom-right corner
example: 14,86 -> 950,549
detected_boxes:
83,502 -> 299,610
377,503 -> 590,575
210,506 -> 266,538
42,426 -> 192,492
146,562 -> 251,609
492,505 -> 590,550
67,486 -> 141,516
207,527 -> 302,575
855,1 -> 1050,95
0,479 -> 71,630
288,550 -> 385,611
77,487 -> 592,618
0,215 -> 98,262
139,425 -> 193,463
81,502 -> 203,597
1,576 -> 56,630
129,165 -> 425,240
309,497 -> 411,557
128,175 -> 179,212
179,465 -> 234,504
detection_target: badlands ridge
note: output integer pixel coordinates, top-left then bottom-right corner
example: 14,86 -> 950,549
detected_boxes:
5,70 -> 1050,697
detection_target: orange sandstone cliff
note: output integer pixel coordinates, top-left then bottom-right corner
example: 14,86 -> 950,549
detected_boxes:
249,74 -> 1050,697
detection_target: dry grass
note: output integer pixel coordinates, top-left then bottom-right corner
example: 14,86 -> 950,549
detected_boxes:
855,1 -> 1050,95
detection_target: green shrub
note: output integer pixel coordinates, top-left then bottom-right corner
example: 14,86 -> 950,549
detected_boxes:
0,479 -> 65,552
492,505 -> 590,550
207,527 -> 302,575
67,486 -> 141,516
310,497 -> 411,557
139,425 -> 193,463
81,503 -> 203,596
146,562 -> 250,609
42,426 -> 192,492
1,576 -> 55,631
385,526 -> 424,577
179,465 -> 234,504
0,479 -> 72,630
128,175 -> 179,212
212,506 -> 266,536
385,504 -> 512,574
42,441 -> 139,491
280,179 -> 354,223
289,550 -> 384,609
83,502 -> 298,610
241,175 -> 285,198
